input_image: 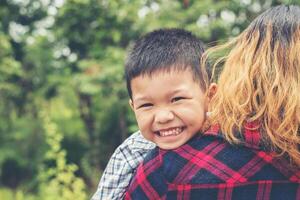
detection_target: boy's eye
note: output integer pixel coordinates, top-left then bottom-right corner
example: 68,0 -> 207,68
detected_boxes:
138,103 -> 153,109
171,97 -> 185,103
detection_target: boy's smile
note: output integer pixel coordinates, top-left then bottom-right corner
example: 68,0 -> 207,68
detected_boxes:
130,69 -> 210,149
155,127 -> 184,137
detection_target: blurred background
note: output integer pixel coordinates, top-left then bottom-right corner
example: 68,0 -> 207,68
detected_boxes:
0,0 -> 299,199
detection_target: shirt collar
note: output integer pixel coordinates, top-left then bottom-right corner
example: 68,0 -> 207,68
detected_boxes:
204,121 -> 268,150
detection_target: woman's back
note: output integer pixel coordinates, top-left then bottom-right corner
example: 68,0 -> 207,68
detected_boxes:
125,124 -> 300,200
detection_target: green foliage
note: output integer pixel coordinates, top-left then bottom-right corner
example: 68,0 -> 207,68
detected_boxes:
0,33 -> 22,96
38,109 -> 87,200
0,188 -> 36,200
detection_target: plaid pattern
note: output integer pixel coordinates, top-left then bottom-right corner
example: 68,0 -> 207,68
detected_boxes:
91,131 -> 155,200
125,124 -> 300,200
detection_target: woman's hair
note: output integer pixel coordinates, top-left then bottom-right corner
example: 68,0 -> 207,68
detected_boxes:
206,5 -> 300,165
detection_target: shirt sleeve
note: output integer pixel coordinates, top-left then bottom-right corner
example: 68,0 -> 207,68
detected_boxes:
91,131 -> 155,200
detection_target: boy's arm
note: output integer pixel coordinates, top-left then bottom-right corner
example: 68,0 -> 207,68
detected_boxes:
91,131 -> 155,200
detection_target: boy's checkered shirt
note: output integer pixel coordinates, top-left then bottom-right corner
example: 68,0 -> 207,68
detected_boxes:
125,124 -> 300,200
91,131 -> 155,200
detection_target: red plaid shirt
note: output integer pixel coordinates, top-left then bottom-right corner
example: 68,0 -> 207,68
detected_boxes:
125,124 -> 300,200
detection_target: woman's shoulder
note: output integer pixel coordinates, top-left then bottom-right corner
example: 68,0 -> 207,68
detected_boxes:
159,130 -> 300,184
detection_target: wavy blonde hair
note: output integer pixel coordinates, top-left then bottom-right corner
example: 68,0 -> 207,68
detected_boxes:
206,5 -> 300,165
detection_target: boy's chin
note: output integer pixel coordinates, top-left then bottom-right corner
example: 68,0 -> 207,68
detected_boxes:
155,132 -> 199,150
156,140 -> 188,150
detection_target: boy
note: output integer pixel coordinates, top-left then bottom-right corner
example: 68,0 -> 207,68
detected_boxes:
91,28 -> 216,200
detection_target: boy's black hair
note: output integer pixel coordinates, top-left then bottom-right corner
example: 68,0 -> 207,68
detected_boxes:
125,28 -> 210,99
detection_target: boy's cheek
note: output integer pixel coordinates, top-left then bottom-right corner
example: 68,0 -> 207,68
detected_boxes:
134,114 -> 149,127
135,109 -> 152,119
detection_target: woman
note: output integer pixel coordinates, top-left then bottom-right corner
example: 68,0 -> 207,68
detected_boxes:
125,5 -> 300,200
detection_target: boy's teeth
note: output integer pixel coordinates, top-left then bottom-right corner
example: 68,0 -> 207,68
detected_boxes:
159,127 -> 182,137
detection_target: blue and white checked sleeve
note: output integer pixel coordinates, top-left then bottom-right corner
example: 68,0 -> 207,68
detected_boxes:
91,131 -> 155,200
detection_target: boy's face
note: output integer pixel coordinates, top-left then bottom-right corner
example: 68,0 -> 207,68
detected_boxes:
130,69 -> 210,150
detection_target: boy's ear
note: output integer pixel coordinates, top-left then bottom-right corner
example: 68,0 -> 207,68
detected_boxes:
207,83 -> 217,100
129,99 -> 134,110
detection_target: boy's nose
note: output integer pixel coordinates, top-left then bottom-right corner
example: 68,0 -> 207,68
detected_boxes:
154,109 -> 174,124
